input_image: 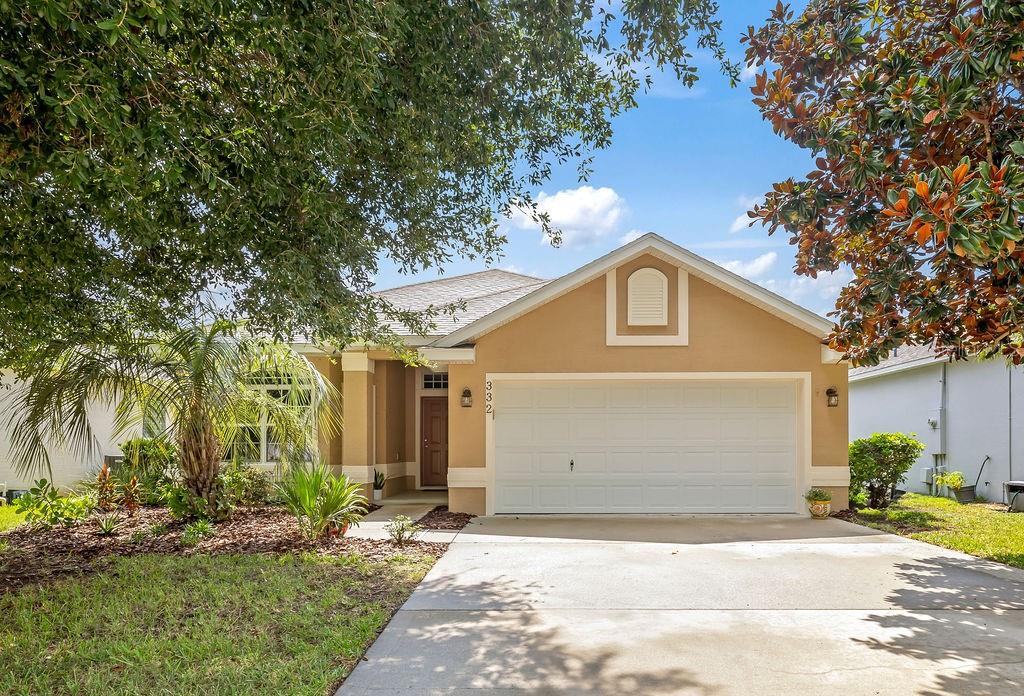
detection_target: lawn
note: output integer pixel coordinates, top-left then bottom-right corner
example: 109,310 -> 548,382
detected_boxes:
0,506 -> 25,532
0,550 -> 434,695
850,493 -> 1024,569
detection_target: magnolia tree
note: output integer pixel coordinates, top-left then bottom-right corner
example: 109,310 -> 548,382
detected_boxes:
744,0 -> 1024,364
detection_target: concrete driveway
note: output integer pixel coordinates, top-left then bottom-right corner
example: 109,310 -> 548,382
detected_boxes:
338,516 -> 1024,695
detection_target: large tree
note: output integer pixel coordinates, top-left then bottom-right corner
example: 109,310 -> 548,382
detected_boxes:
0,0 -> 734,369
744,0 -> 1024,364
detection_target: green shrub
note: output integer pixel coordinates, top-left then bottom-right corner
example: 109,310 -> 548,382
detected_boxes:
96,513 -> 120,536
373,469 -> 386,491
119,437 -> 175,479
384,514 -> 421,545
14,479 -> 93,528
805,487 -> 832,502
277,463 -> 367,540
181,519 -> 215,547
849,432 -> 925,509
934,471 -> 966,492
221,459 -> 272,506
164,485 -> 213,521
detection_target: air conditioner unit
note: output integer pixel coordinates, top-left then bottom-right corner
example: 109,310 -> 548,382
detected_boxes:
922,467 -> 934,484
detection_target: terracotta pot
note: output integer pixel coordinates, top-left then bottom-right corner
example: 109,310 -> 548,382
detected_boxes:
808,500 -> 831,519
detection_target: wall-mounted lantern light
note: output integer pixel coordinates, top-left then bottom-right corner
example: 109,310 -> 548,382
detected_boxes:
825,386 -> 839,408
460,388 -> 473,407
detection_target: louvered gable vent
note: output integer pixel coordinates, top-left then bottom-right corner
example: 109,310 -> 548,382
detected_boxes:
627,267 -> 668,325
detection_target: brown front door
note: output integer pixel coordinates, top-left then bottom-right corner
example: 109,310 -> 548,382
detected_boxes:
420,397 -> 448,486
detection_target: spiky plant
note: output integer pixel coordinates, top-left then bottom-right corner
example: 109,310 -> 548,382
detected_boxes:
4,320 -> 341,519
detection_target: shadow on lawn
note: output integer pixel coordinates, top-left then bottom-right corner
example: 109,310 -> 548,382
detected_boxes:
856,556 -> 1024,695
339,573 -> 719,695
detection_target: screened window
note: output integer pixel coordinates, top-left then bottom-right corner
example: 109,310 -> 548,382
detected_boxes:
224,384 -> 314,468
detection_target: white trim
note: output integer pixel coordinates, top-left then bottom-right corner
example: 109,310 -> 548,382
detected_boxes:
483,371 -> 818,517
848,356 -> 944,382
340,351 -> 374,373
809,466 -> 851,487
446,467 -> 487,487
418,347 -> 476,364
626,267 -> 669,325
605,268 -> 689,346
821,346 -> 847,364
434,234 -> 832,347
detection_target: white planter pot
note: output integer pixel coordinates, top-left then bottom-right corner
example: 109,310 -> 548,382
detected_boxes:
372,489 -> 383,501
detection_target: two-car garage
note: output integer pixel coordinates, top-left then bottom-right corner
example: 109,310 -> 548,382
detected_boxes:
490,376 -> 804,514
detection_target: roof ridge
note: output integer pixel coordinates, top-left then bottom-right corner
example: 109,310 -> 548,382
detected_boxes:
374,268 -> 546,295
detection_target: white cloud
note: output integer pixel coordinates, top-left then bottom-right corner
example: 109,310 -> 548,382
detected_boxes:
760,267 -> 854,315
721,252 -> 778,279
740,62 -> 758,82
729,212 -> 752,233
618,229 -> 648,245
692,238 -> 785,250
512,186 -> 626,248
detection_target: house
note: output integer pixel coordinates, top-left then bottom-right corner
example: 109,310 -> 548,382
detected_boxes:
1,234 -> 851,514
850,345 -> 1023,503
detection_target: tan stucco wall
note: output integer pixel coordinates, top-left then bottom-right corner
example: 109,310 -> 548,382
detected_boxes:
447,266 -> 849,514
450,487 -> 486,516
372,360 -> 408,467
308,355 -> 344,469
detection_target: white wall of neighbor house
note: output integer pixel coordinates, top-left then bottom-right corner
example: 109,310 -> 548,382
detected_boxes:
0,373 -> 125,492
850,358 -> 1024,502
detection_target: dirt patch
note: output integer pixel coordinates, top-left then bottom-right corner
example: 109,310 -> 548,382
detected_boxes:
0,506 -> 445,593
416,505 -> 476,530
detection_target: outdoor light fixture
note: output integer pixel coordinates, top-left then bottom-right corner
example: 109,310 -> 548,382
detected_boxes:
460,388 -> 473,407
826,386 -> 839,408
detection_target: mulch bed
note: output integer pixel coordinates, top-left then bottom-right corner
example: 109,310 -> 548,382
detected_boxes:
416,505 -> 476,530
0,506 -> 445,594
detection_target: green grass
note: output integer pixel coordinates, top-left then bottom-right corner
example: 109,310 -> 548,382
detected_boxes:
0,505 -> 25,532
0,551 -> 435,695
852,493 -> 1024,569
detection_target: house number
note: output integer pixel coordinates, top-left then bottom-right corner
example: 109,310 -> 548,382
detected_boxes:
485,380 -> 493,415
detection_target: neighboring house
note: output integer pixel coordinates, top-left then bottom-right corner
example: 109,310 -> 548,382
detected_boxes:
1,233 -> 851,514
850,345 -> 1023,503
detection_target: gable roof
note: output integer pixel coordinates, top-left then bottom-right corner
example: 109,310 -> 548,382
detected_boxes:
374,269 -> 549,337
432,233 -> 834,347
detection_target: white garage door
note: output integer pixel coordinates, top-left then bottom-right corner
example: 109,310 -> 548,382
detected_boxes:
493,379 -> 799,513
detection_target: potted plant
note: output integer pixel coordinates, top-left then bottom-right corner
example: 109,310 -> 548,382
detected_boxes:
805,487 -> 832,519
372,469 -> 387,501
934,471 -> 969,503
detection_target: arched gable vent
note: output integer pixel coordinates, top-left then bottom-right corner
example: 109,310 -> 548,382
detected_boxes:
627,267 -> 669,326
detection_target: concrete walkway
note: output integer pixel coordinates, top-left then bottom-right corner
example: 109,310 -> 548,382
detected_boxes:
347,490 -> 458,543
338,515 -> 1024,695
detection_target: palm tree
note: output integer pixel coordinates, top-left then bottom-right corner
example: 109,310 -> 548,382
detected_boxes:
4,320 -> 341,518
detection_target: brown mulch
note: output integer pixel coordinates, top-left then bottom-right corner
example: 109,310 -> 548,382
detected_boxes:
830,509 -> 856,521
0,506 -> 446,594
416,505 -> 476,530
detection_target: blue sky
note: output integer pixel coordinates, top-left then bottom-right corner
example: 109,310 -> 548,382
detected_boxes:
373,1 -> 849,316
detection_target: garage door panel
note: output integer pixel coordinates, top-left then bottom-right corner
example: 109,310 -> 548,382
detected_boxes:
494,380 -> 799,514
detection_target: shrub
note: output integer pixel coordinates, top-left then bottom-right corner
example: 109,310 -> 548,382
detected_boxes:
849,432 -> 925,509
373,469 -> 386,491
805,487 -> 832,502
934,471 -> 967,496
95,463 -> 119,512
14,480 -> 93,528
221,459 -> 272,506
121,476 -> 141,516
96,513 -> 120,536
181,519 -> 215,547
277,463 -> 367,540
119,437 -> 175,479
165,485 -> 213,521
384,515 -> 422,545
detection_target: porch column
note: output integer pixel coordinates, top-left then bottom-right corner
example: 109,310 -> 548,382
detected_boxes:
340,352 -> 375,485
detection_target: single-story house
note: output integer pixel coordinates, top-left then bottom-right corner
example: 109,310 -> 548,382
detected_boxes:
850,345 -> 1023,503
2,233 -> 851,514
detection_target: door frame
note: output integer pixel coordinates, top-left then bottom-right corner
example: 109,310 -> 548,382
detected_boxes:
413,367 -> 449,490
420,395 -> 450,488
482,372 -> 813,516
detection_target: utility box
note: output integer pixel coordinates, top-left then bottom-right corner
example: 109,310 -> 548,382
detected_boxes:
1005,482 -> 1024,512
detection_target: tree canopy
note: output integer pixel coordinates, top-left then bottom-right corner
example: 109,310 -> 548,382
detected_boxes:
745,0 -> 1024,364
1,0 -> 734,369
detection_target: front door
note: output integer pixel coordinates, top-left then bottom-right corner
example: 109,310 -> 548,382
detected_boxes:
420,396 -> 449,486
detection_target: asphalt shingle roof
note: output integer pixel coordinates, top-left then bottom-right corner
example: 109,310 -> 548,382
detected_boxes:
848,343 -> 940,379
374,269 -> 549,337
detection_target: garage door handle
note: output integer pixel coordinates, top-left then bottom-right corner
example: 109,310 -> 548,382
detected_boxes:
570,459 -> 574,472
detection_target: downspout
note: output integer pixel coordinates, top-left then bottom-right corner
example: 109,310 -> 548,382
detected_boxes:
1009,366 -> 1014,492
